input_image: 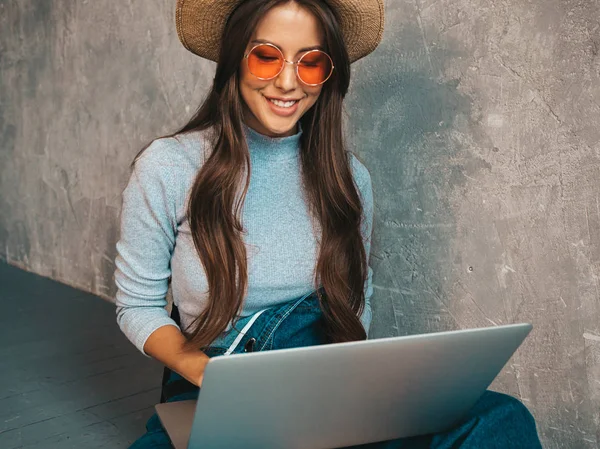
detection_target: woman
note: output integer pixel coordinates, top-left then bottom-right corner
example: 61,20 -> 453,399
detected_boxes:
115,0 -> 542,447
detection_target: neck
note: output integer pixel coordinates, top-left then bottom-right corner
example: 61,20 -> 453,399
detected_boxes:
242,121 -> 303,162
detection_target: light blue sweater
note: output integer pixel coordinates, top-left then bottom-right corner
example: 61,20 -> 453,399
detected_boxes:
114,123 -> 374,355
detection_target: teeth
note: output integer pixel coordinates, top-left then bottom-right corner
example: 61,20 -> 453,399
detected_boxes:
269,98 -> 297,108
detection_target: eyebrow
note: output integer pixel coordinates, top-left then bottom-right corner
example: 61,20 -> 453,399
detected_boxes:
250,39 -> 324,54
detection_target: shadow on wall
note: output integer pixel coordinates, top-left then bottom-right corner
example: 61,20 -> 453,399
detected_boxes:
344,25 -> 476,339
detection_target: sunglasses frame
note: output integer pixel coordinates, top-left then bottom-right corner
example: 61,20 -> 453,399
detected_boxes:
243,42 -> 335,87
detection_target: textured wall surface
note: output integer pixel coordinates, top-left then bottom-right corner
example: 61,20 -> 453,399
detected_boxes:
1,0 -> 599,447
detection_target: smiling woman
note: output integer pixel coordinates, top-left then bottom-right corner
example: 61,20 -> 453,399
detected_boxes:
114,0 -> 543,448
118,0 -> 374,419
119,0 -> 370,366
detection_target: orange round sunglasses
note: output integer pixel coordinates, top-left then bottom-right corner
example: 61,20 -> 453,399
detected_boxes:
243,43 -> 335,86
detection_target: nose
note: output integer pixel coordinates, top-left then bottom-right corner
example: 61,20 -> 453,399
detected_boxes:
273,59 -> 298,91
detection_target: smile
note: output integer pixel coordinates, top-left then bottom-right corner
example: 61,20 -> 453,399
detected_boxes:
267,98 -> 299,108
263,95 -> 301,117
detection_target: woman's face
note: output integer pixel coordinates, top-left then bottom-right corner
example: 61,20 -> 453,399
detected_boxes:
239,2 -> 326,138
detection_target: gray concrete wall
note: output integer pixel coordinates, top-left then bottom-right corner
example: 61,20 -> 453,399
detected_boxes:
1,0 -> 598,447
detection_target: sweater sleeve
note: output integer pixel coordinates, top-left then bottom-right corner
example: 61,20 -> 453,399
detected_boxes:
351,154 -> 375,337
114,141 -> 181,355
359,175 -> 374,336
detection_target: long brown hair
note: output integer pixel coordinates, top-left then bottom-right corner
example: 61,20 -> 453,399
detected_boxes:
137,0 -> 368,349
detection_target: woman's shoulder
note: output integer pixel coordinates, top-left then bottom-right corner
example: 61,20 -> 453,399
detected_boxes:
133,127 -> 213,175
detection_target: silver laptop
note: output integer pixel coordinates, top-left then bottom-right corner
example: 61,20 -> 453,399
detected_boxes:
156,323 -> 532,449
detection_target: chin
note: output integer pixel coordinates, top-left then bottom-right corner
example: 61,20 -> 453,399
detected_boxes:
259,117 -> 299,137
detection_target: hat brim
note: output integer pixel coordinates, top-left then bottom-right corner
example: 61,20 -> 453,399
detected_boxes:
176,0 -> 384,63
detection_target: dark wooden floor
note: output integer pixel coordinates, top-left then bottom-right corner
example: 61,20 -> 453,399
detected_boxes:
0,261 -> 163,448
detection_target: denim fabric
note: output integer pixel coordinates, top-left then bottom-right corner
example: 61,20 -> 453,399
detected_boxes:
129,290 -> 542,449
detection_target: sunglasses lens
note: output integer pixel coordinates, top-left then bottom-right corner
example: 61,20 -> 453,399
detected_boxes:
298,51 -> 333,85
247,45 -> 284,79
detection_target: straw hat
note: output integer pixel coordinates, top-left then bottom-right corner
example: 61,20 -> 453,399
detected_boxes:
176,0 -> 384,63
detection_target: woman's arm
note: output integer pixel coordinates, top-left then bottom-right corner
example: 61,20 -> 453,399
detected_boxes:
115,138 -> 208,386
359,175 -> 374,335
351,153 -> 375,335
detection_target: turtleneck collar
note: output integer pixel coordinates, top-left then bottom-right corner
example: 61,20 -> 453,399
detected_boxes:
242,121 -> 303,162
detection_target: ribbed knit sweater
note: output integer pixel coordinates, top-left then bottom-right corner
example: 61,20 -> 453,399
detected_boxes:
114,123 -> 374,354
